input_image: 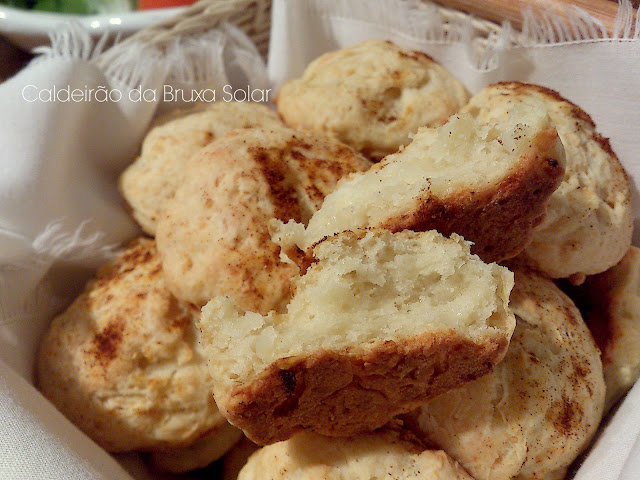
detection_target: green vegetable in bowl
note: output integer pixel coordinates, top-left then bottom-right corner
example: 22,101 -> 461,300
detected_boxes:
1,0 -> 134,14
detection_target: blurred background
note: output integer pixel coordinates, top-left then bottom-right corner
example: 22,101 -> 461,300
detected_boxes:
0,1 -> 637,85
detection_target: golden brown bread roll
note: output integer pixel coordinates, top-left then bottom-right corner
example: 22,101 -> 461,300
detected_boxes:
199,229 -> 515,445
461,82 -> 633,280
566,246 -> 640,412
156,125 -> 371,313
237,427 -> 474,480
405,267 -> 605,480
277,39 -> 470,160
275,105 -> 565,264
120,102 -> 284,235
37,238 -> 240,473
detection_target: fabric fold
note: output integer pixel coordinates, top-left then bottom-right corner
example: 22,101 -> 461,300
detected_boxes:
0,18 -> 268,479
2,0 -> 640,478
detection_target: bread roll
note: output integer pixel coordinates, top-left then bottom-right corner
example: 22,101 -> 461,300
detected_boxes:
156,126 -> 371,313
275,106 -> 565,263
277,39 -> 470,160
569,246 -> 640,412
120,102 -> 283,234
237,428 -> 474,480
406,267 -> 605,480
199,229 -> 515,445
37,238 -> 240,472
461,82 -> 633,280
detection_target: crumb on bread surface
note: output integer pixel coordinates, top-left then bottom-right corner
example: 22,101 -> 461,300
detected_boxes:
199,229 -> 515,444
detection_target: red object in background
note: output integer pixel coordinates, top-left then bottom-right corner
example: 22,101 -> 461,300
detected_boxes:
137,0 -> 197,10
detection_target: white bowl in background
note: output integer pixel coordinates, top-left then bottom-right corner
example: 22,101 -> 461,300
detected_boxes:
0,4 -> 186,51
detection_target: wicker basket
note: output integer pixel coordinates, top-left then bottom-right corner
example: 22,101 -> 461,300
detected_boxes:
111,0 -> 504,60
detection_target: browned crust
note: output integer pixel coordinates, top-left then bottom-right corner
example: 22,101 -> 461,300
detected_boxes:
490,81 -> 596,127
248,145 -> 305,223
489,81 -> 629,204
379,126 -> 564,263
490,81 -> 630,211
218,330 -> 509,445
386,39 -> 436,64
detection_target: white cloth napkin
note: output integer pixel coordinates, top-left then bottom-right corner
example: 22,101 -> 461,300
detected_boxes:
268,1 -> 640,479
1,0 -> 639,478
0,22 -> 268,480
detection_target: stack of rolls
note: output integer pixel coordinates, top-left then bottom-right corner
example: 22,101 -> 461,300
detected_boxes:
36,39 -> 636,479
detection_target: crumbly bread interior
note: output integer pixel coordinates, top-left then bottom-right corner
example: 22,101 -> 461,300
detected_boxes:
277,105 -> 560,250
200,229 -> 514,393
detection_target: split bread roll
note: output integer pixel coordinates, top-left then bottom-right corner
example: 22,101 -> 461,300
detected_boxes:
119,101 -> 284,234
405,267 -> 605,480
569,246 -> 640,412
199,229 -> 516,445
277,39 -> 470,160
237,427 -> 474,480
276,106 -> 565,264
37,238 -> 241,473
156,126 -> 371,313
461,82 -> 633,280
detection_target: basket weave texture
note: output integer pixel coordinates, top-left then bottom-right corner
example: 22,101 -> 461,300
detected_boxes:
117,0 -> 504,60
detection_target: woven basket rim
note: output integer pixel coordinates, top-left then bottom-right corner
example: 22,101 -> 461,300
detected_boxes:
114,0 -> 505,59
